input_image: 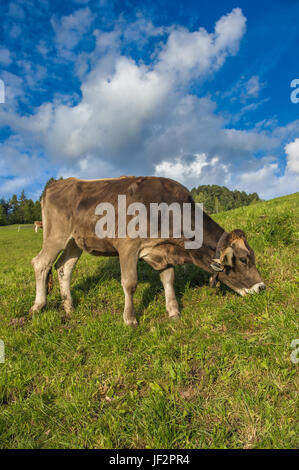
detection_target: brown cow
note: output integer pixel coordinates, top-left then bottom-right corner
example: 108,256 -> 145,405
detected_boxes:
34,221 -> 43,232
30,177 -> 265,325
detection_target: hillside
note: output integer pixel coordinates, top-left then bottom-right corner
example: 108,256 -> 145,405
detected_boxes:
0,192 -> 298,448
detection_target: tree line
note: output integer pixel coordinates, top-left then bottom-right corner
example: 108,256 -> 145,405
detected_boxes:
0,190 -> 41,225
0,177 -> 61,225
191,184 -> 261,214
0,179 -> 261,225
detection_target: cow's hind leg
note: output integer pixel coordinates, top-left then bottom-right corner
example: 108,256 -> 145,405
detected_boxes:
160,266 -> 180,320
119,249 -> 138,326
55,239 -> 82,314
30,241 -> 64,314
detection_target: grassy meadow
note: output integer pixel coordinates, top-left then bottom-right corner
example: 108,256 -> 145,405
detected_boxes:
0,192 -> 298,449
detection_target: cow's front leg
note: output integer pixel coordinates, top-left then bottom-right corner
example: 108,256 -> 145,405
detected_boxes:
55,239 -> 82,314
119,250 -> 138,326
160,266 -> 180,320
30,242 -> 63,314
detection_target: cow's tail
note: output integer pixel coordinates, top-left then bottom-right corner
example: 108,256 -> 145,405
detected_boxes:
46,268 -> 54,294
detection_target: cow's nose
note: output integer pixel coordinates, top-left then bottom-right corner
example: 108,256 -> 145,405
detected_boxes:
258,283 -> 266,292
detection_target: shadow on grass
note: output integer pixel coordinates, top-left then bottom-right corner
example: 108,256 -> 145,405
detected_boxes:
71,257 -> 221,319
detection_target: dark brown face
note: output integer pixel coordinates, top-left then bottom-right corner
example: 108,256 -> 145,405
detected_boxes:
210,229 -> 266,296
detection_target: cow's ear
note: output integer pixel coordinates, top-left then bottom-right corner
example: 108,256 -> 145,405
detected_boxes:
211,231 -> 236,271
210,246 -> 234,271
220,246 -> 234,267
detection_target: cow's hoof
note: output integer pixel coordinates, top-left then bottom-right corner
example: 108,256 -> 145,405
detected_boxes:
29,304 -> 44,315
62,303 -> 74,315
125,319 -> 138,327
169,314 -> 180,321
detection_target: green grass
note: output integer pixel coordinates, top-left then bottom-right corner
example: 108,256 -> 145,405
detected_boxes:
0,194 -> 298,449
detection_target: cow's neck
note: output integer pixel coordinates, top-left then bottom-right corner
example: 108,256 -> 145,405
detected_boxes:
191,212 -> 225,272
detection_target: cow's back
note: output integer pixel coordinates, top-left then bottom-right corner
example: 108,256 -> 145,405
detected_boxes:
43,176 -> 192,214
41,176 -> 193,255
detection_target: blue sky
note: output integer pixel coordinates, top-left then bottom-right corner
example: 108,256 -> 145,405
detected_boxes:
0,0 -> 298,200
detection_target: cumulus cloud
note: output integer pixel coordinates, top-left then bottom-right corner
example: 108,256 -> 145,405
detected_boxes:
0,176 -> 33,195
237,162 -> 299,199
155,154 -> 230,188
154,136 -> 299,200
232,139 -> 299,199
0,135 -> 54,198
51,7 -> 94,55
1,8 -> 298,200
5,9 -> 251,168
0,71 -> 24,108
157,8 -> 246,82
285,138 -> 299,174
16,60 -> 47,89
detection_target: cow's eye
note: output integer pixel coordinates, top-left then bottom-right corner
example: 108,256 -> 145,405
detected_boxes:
240,257 -> 247,264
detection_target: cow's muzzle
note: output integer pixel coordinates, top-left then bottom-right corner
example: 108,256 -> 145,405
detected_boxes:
236,282 -> 266,296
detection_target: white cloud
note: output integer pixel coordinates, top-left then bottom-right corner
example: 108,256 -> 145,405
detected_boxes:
155,153 -> 209,182
157,8 -> 246,82
0,47 -> 12,66
154,137 -> 299,200
16,60 -> 47,89
0,71 -> 24,108
59,154 -> 116,180
227,140 -> 299,199
244,75 -> 265,98
5,9 -> 251,166
51,7 -> 94,55
36,40 -> 50,56
0,176 -> 33,196
1,8 -> 297,201
0,136 -> 41,178
0,135 -> 52,199
155,154 -> 230,188
237,162 -> 299,199
122,13 -> 166,46
285,138 -> 299,174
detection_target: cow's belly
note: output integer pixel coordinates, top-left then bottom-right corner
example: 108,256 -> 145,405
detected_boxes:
139,240 -> 191,270
73,233 -> 118,256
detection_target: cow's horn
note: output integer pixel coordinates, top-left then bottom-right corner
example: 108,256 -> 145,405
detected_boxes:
210,258 -> 224,272
210,231 -> 231,271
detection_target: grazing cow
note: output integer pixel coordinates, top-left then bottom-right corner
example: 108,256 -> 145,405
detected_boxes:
34,221 -> 43,232
30,177 -> 265,325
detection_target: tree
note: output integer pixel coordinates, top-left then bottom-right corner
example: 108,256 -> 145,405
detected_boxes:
0,190 -> 42,225
214,196 -> 220,213
40,177 -> 63,201
191,184 -> 261,214
0,203 -> 5,225
23,199 -> 35,223
8,194 -> 19,224
33,200 -> 41,220
0,198 -> 9,225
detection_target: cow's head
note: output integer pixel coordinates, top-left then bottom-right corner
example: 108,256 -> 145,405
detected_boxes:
210,229 -> 265,296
